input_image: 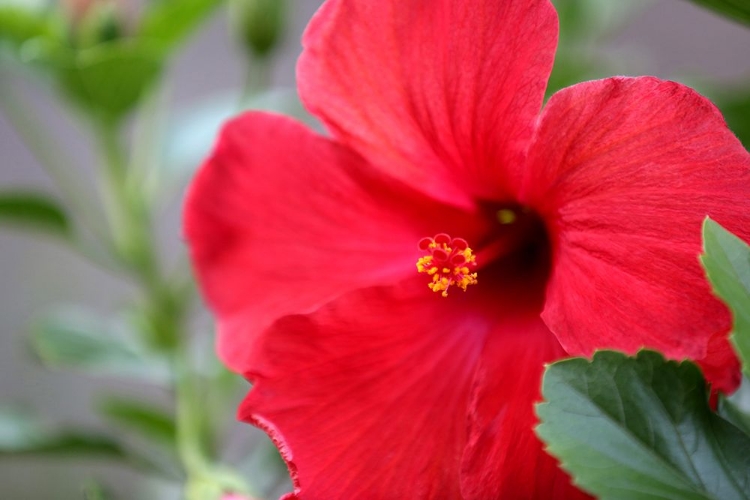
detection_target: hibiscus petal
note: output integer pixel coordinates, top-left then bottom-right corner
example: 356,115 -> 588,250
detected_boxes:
184,112 -> 484,372
460,316 -> 593,500
521,77 -> 750,392
239,280 -> 490,499
298,0 -> 558,206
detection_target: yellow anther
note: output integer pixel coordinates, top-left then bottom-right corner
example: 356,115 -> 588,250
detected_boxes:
416,234 -> 479,297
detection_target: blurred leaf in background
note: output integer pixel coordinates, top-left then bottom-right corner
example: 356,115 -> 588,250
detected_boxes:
97,397 -> 176,446
0,406 -> 126,458
0,3 -> 57,49
139,0 -> 222,52
0,0 -> 223,125
0,190 -> 70,237
55,40 -> 164,125
681,0 -> 750,26
29,306 -> 171,383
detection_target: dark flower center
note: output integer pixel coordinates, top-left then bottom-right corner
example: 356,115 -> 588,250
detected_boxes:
416,204 -> 552,303
479,203 -> 552,306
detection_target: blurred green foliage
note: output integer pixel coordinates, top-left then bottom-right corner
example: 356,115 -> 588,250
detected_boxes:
682,0 -> 750,25
139,0 -> 223,51
97,397 -> 177,447
0,190 -> 69,236
29,307 -> 172,382
0,0 -> 223,124
55,41 -> 163,124
0,407 -> 127,458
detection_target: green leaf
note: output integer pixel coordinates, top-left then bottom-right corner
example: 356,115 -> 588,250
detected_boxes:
29,308 -> 170,383
57,41 -> 163,124
0,406 -> 178,478
97,397 -> 175,445
536,350 -> 750,500
701,218 -> 750,376
139,0 -> 222,51
7,432 -> 127,457
682,0 -> 750,26
72,2 -> 125,49
0,6 -> 55,48
0,190 -> 69,235
0,407 -> 126,458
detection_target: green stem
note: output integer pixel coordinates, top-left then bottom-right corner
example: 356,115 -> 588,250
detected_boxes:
175,355 -> 210,474
240,55 -> 273,106
95,122 -> 250,500
97,125 -> 155,279
128,88 -> 168,207
96,124 -> 178,349
175,352 -> 252,499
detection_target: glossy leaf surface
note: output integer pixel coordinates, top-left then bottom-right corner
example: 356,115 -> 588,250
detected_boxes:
537,350 -> 750,500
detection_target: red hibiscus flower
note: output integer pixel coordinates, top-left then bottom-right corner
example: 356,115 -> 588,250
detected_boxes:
184,0 -> 750,498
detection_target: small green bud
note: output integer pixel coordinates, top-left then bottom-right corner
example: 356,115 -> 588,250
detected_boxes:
229,0 -> 287,58
63,0 -> 124,47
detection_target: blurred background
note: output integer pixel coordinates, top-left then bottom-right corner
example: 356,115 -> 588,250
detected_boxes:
1,0 -> 749,498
